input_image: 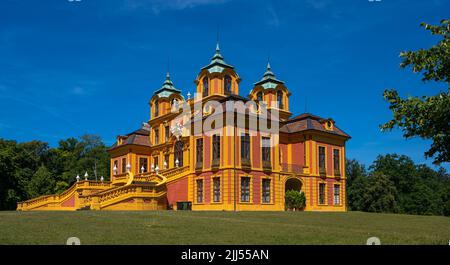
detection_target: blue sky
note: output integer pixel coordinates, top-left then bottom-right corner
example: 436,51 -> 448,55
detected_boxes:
0,0 -> 448,170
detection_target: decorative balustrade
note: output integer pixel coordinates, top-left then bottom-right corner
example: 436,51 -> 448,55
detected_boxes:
161,165 -> 189,179
112,172 -> 130,184
17,180 -> 112,210
280,163 -> 304,174
88,184 -> 163,207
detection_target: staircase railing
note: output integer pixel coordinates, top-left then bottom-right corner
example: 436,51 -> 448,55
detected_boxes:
17,181 -> 112,210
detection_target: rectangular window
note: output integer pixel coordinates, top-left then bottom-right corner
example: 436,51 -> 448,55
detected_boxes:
196,179 -> 203,203
333,149 -> 340,175
212,135 -> 221,162
154,102 -> 159,117
334,185 -> 340,205
165,126 -> 170,142
164,154 -> 170,169
139,158 -> 148,173
113,160 -> 118,175
262,179 -> 271,203
241,133 -> 250,161
196,138 -> 203,164
213,177 -> 221,202
154,128 -> 159,145
121,158 -> 126,173
153,156 -> 159,169
262,137 -> 271,163
241,177 -> 250,202
319,146 -> 326,173
319,183 -> 326,204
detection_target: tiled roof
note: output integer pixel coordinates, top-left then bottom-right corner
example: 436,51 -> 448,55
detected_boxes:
281,113 -> 350,138
109,126 -> 151,150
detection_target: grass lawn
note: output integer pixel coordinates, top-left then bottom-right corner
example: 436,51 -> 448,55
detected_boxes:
0,211 -> 449,245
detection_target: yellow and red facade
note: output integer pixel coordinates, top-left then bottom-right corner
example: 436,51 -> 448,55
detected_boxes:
17,44 -> 350,211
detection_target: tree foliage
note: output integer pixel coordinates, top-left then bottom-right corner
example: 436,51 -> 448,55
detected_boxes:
0,135 -> 110,210
346,155 -> 450,216
285,190 -> 306,211
381,19 -> 450,164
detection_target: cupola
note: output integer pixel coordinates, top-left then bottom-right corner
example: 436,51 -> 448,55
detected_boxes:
150,71 -> 184,119
195,43 -> 241,99
249,61 -> 292,120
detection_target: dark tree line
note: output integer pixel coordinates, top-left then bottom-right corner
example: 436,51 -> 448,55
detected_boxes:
346,155 -> 450,216
0,135 -> 110,210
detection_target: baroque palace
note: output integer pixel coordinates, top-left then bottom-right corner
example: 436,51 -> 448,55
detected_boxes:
17,44 -> 350,211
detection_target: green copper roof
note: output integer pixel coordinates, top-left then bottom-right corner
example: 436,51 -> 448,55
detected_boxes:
253,62 -> 285,88
201,43 -> 234,73
154,71 -> 182,98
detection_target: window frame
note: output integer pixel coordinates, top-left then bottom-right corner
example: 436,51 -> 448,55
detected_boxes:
212,134 -> 221,167
212,176 -> 221,203
154,101 -> 159,117
318,182 -> 326,205
240,176 -> 251,203
164,154 -> 170,169
196,138 -> 204,169
224,75 -> 232,94
257,91 -> 263,102
261,178 -> 271,204
240,133 -> 251,162
261,136 -> 271,168
121,158 -> 127,174
277,90 -> 284,109
334,184 -> 341,205
165,125 -> 170,142
196,179 -> 204,204
202,76 -> 209,97
333,149 -> 341,176
318,146 -> 326,174
154,128 -> 160,145
113,160 -> 118,175
139,157 -> 148,173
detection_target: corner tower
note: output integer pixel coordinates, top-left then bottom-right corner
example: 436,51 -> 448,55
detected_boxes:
249,62 -> 292,120
195,43 -> 241,99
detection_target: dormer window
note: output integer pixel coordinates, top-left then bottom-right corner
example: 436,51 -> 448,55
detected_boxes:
224,75 -> 232,95
154,101 -> 159,117
202,76 -> 209,97
324,119 -> 334,130
277,90 -> 283,109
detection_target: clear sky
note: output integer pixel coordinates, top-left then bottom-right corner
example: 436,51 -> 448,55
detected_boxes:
0,0 -> 448,170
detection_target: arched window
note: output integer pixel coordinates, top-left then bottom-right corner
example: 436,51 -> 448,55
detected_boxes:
257,92 -> 263,102
277,90 -> 283,109
154,101 -> 159,117
224,75 -> 232,95
202,77 -> 209,97
174,140 -> 184,167
172,98 -> 179,111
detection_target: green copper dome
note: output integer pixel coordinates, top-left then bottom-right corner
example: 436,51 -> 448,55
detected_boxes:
201,43 -> 234,74
254,62 -> 284,89
154,71 -> 182,98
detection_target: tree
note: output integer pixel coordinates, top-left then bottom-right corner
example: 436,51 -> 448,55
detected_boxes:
362,173 -> 399,213
346,159 -> 368,211
0,135 -> 111,210
381,19 -> 450,165
285,190 -> 306,211
26,166 -> 55,199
